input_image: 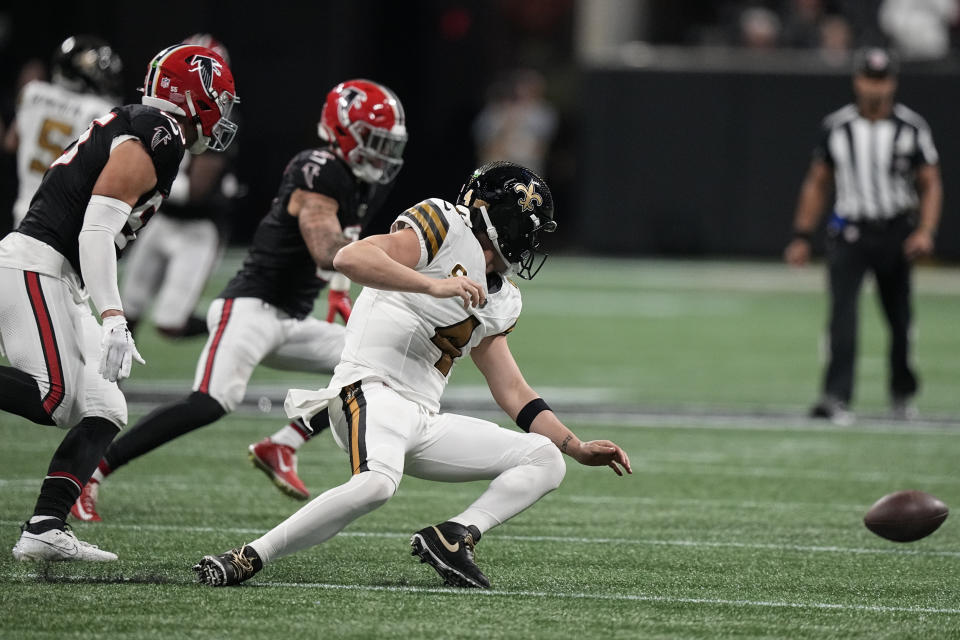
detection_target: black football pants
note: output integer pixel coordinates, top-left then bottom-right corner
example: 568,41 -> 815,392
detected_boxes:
821,216 -> 918,404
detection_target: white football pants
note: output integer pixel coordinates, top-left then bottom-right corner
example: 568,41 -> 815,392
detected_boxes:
193,297 -> 345,412
249,380 -> 566,563
120,213 -> 220,330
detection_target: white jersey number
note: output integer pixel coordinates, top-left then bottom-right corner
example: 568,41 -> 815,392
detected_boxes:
51,112 -> 117,168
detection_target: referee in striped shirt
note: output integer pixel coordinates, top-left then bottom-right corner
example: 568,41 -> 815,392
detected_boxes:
784,48 -> 943,423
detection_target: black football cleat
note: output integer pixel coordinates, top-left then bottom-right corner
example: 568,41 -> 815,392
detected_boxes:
193,545 -> 262,586
410,521 -> 490,588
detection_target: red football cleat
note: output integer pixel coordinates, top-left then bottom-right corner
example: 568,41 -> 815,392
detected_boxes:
70,480 -> 102,522
248,438 -> 309,500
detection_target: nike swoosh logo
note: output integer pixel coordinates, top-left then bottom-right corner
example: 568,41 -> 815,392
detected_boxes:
32,536 -> 78,555
277,452 -> 292,473
433,527 -> 459,553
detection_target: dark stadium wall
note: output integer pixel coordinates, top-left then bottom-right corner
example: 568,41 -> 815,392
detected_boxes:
578,67 -> 960,260
0,1 -> 496,242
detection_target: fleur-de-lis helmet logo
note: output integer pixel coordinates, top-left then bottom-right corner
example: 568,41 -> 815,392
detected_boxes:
514,180 -> 543,212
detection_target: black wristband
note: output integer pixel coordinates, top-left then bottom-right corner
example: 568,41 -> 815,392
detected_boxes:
793,230 -> 813,242
516,398 -> 551,432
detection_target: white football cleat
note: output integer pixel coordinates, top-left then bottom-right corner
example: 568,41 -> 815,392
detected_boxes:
12,521 -> 117,562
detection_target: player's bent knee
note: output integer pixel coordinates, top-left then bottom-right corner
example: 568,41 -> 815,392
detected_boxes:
197,389 -> 235,414
529,443 -> 566,491
350,470 -> 397,509
187,391 -> 229,421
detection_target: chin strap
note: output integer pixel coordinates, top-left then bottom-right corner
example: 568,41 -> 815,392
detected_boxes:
183,90 -> 209,153
476,205 -> 518,276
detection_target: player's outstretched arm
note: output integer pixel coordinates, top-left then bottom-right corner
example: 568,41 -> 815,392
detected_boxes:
471,335 -> 632,476
333,228 -> 485,309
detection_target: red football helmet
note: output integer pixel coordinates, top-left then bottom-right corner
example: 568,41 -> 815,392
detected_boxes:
141,44 -> 239,154
182,33 -> 231,65
318,79 -> 407,184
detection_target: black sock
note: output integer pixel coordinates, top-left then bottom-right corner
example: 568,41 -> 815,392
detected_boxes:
0,366 -> 55,426
25,518 -> 66,534
298,409 -> 330,441
33,417 -> 120,520
102,391 -> 226,472
156,316 -> 208,339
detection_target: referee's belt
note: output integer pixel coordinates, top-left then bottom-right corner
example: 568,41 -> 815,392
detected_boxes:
839,213 -> 912,232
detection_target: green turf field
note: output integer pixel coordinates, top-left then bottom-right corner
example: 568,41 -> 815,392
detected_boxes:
1,256 -> 958,639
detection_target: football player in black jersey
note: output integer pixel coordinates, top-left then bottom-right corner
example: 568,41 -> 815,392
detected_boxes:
121,34 -> 238,340
72,80 -> 407,521
0,44 -> 239,561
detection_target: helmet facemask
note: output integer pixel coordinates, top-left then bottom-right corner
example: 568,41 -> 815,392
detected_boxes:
348,121 -> 407,184
476,204 -> 557,280
186,88 -> 239,154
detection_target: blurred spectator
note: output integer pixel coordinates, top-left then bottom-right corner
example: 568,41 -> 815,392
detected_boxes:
782,0 -> 827,47
879,0 -> 959,59
739,7 -> 782,49
819,15 -> 854,65
473,69 -> 557,176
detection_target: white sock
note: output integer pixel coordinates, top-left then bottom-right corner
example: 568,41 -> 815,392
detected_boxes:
269,422 -> 309,450
249,471 -> 396,563
450,443 -> 566,534
90,468 -> 104,484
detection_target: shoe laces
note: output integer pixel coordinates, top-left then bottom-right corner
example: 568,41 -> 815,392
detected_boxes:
61,524 -> 103,550
228,546 -> 257,579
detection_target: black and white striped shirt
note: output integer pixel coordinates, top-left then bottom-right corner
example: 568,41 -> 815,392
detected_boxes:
814,103 -> 938,221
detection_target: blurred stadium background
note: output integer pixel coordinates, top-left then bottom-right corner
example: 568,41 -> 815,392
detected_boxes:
1,1 -> 959,638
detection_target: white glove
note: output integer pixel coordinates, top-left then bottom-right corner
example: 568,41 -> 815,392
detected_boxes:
98,315 -> 146,382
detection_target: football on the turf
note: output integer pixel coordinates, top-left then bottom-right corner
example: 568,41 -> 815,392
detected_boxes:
863,490 -> 949,542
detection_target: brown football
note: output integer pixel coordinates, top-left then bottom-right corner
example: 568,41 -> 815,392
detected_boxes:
863,490 -> 949,542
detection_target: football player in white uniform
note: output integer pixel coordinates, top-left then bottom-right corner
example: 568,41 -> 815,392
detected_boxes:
0,44 -> 239,561
7,36 -> 122,229
194,162 -> 632,589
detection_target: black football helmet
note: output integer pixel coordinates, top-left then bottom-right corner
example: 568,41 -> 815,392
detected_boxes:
52,35 -> 123,97
457,161 -> 556,279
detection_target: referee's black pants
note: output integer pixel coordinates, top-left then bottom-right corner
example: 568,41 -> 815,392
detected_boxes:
822,216 -> 918,405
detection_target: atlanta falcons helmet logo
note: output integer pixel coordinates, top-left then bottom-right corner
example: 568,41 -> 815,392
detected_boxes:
187,54 -> 223,99
337,87 -> 367,128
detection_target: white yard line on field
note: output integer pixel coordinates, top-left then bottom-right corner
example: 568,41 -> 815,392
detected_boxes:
3,520 -> 956,558
291,582 -> 960,615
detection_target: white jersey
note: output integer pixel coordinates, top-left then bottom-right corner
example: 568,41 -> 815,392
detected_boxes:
13,81 -> 115,225
330,198 -> 522,413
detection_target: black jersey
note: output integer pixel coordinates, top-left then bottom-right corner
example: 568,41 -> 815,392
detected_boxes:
220,148 -> 390,319
18,104 -> 185,279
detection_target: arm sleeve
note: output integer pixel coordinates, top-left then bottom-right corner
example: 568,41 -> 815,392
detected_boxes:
78,195 -> 132,315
